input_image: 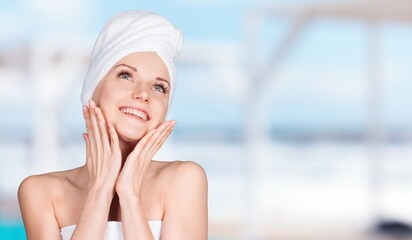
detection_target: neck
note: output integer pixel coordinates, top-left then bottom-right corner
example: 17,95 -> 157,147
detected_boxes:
119,138 -> 139,164
80,138 -> 140,189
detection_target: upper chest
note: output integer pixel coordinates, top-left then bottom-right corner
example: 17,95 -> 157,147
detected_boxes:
53,165 -> 169,228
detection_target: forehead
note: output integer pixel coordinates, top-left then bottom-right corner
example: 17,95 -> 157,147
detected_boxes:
114,52 -> 170,80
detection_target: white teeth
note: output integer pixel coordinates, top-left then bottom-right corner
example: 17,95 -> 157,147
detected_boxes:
120,107 -> 148,121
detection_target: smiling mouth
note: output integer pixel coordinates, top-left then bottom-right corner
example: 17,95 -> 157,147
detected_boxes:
119,107 -> 149,121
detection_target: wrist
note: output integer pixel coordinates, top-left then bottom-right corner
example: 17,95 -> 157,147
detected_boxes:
88,184 -> 115,200
118,192 -> 142,212
116,182 -> 141,198
118,190 -> 141,202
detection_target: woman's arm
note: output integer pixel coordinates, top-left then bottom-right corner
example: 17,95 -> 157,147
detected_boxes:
18,175 -> 114,240
116,121 -> 175,240
118,194 -> 155,239
70,102 -> 122,239
18,175 -> 62,240
161,161 -> 208,240
69,187 -> 113,239
19,102 -> 120,240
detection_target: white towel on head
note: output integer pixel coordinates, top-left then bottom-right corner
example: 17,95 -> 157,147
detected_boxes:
80,10 -> 184,112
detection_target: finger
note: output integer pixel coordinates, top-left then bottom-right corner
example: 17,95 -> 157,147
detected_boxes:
122,128 -> 156,172
154,121 -> 175,150
144,121 -> 175,160
126,121 -> 170,163
108,122 -> 121,156
89,100 -> 103,159
138,121 -> 173,162
95,107 -> 111,153
82,132 -> 91,160
82,105 -> 89,126
141,121 -> 171,149
83,105 -> 95,149
83,104 -> 97,169
127,128 -> 157,160
83,132 -> 94,173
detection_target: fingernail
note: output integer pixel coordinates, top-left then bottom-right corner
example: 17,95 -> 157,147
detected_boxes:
171,120 -> 176,126
83,106 -> 86,112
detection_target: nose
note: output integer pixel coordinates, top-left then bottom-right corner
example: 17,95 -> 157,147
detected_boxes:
132,88 -> 149,102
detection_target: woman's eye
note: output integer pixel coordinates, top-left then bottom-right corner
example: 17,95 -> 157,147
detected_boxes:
119,72 -> 132,81
153,84 -> 166,93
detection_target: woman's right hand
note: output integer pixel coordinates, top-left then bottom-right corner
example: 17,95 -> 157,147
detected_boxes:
82,100 -> 122,196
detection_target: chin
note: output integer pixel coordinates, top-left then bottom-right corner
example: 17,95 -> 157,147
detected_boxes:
116,127 -> 147,142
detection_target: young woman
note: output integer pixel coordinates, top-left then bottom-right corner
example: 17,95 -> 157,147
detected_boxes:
18,11 -> 208,240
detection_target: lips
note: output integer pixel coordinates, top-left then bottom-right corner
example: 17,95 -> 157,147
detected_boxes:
119,107 -> 150,121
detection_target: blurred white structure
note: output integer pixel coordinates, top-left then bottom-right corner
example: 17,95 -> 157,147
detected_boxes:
243,0 -> 412,239
1,1 -> 412,239
30,36 -> 91,173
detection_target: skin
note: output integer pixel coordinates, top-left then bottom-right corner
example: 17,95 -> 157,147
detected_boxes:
17,52 -> 208,240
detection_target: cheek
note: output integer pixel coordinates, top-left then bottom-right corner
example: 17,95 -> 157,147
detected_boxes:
147,101 -> 168,128
158,99 -> 169,117
152,92 -> 169,109
98,95 -> 120,122
98,105 -> 114,124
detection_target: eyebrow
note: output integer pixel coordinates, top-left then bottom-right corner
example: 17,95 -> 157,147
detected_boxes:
156,77 -> 170,86
115,63 -> 137,72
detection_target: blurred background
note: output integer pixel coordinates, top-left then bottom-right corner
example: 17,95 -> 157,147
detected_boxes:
1,0 -> 412,239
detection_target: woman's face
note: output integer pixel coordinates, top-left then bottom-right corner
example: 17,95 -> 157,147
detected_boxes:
91,52 -> 170,143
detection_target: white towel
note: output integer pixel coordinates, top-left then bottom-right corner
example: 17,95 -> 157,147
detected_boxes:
80,10 -> 184,112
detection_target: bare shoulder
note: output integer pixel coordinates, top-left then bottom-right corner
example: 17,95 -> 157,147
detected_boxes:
150,161 -> 208,199
152,161 -> 208,238
18,169 -> 81,238
18,168 -> 82,201
151,160 -> 207,181
18,172 -> 58,198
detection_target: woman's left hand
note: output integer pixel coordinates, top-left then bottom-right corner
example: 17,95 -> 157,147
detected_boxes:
115,120 -> 176,197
